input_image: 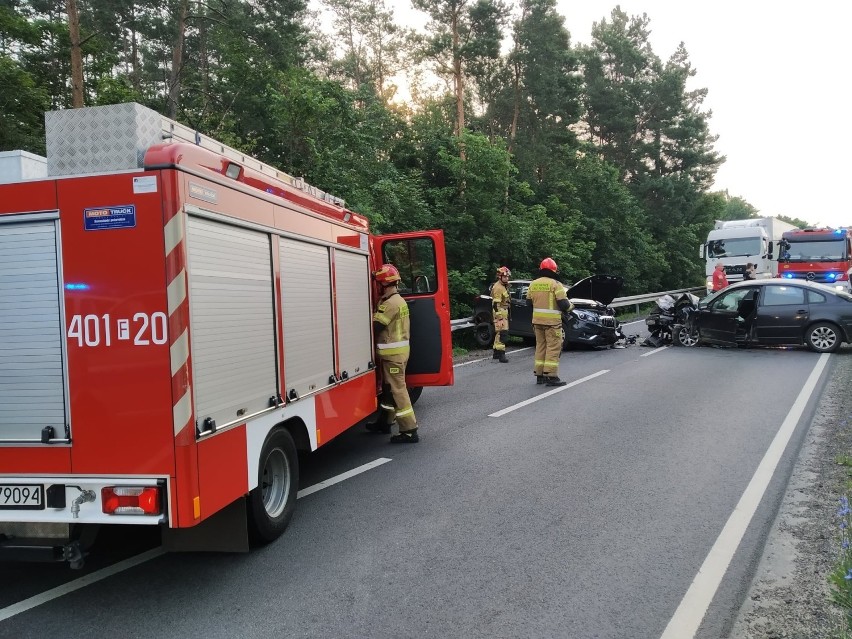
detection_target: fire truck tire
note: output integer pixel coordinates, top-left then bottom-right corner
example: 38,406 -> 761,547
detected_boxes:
407,386 -> 423,405
248,428 -> 298,544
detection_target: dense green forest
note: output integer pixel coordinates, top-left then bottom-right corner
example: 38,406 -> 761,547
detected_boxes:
0,0 -> 779,316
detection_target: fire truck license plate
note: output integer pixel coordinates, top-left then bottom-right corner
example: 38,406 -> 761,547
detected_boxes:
0,484 -> 44,510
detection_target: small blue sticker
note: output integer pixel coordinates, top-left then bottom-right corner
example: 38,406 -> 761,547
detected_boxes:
84,205 -> 136,231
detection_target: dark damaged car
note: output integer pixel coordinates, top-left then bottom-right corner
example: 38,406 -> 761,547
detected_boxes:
472,275 -> 625,350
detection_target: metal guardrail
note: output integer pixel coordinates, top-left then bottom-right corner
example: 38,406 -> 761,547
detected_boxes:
450,286 -> 706,331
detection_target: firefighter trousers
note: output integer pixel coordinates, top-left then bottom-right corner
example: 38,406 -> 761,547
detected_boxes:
533,324 -> 563,377
493,313 -> 508,351
379,357 -> 417,432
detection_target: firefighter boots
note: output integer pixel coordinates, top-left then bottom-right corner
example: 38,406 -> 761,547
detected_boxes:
366,418 -> 393,434
493,349 -> 508,363
545,376 -> 567,387
536,375 -> 545,384
390,429 -> 419,444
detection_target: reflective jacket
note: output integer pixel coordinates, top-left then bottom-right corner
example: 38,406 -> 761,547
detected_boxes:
373,287 -> 410,360
526,276 -> 570,326
490,280 -> 510,320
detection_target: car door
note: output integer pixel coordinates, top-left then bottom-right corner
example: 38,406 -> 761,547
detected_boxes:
698,288 -> 752,345
752,283 -> 809,343
508,282 -> 533,337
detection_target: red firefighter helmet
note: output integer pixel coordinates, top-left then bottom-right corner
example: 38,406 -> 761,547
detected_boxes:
496,266 -> 511,278
374,263 -> 401,285
539,257 -> 558,272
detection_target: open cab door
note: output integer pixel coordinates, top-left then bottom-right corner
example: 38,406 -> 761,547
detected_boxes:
373,230 -> 454,388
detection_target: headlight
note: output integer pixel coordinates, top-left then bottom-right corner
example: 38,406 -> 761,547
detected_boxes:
573,309 -> 599,324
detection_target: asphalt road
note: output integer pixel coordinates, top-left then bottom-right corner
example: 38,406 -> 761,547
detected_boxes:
0,326 -> 842,639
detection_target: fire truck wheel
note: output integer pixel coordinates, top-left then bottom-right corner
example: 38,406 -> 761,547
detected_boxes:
805,322 -> 841,353
248,428 -> 298,544
407,386 -> 423,405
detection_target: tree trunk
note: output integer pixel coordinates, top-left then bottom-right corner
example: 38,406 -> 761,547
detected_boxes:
66,0 -> 84,108
167,0 -> 189,119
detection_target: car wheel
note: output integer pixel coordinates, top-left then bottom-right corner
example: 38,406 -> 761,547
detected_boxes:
474,322 -> 494,348
247,428 -> 298,544
806,322 -> 841,353
675,324 -> 699,347
407,386 -> 423,405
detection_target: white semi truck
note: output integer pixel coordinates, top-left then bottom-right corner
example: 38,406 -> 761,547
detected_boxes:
700,217 -> 798,291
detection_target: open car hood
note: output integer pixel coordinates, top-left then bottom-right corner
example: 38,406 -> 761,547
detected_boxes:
567,274 -> 624,306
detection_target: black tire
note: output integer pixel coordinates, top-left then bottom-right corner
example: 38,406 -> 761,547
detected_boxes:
407,386 -> 423,405
247,428 -> 298,544
474,322 -> 494,348
675,324 -> 699,347
806,322 -> 841,353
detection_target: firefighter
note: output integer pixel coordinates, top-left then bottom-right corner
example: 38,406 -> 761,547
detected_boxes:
365,264 -> 419,443
526,257 -> 573,387
491,266 -> 512,363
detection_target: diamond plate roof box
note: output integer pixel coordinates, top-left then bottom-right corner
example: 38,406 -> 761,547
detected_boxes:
45,103 -> 163,176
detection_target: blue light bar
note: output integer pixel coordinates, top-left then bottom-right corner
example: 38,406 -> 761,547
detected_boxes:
64,283 -> 90,291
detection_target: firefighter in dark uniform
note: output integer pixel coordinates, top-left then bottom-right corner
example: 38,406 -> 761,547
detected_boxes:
527,257 -> 573,387
491,266 -> 511,363
365,264 -> 419,443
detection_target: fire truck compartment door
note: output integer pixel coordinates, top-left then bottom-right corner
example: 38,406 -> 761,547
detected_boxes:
332,249 -> 373,381
374,230 -> 454,387
186,217 -> 278,430
0,215 -> 68,443
279,238 -> 335,399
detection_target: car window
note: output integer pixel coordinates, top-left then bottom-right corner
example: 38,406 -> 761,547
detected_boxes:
711,288 -> 751,311
761,285 -> 805,306
807,290 -> 827,304
508,283 -> 526,299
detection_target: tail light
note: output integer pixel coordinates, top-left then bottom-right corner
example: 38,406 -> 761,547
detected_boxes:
101,486 -> 161,515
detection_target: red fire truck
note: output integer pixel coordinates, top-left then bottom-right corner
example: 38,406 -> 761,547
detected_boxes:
777,227 -> 852,291
0,103 -> 454,566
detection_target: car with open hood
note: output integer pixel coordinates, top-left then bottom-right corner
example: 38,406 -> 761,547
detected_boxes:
472,274 -> 625,349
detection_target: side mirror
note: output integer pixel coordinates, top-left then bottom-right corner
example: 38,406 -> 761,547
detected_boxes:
698,244 -> 706,258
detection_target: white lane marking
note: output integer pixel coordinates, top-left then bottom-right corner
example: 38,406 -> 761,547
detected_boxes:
297,457 -> 392,499
488,370 -> 610,418
641,346 -> 669,357
0,458 -> 393,621
453,347 -> 532,368
660,353 -> 830,639
0,547 -> 166,622
454,358 -> 487,368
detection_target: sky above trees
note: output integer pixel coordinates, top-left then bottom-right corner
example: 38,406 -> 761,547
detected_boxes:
327,0 -> 851,228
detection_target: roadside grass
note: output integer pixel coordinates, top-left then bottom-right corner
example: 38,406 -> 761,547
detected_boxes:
830,447 -> 852,636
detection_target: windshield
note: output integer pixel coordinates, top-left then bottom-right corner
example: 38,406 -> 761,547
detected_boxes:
707,237 -> 762,258
782,238 -> 847,261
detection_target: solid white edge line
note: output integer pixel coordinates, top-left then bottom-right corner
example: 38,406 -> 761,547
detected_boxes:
453,347 -> 532,368
296,457 -> 392,499
660,352 -> 830,639
641,346 -> 669,357
454,358 -> 487,368
0,457 -> 394,622
0,547 -> 166,622
488,370 -> 610,417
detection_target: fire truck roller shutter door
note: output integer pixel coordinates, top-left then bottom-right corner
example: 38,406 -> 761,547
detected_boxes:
332,250 -> 373,379
0,216 -> 67,443
186,217 -> 278,429
279,238 -> 335,399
